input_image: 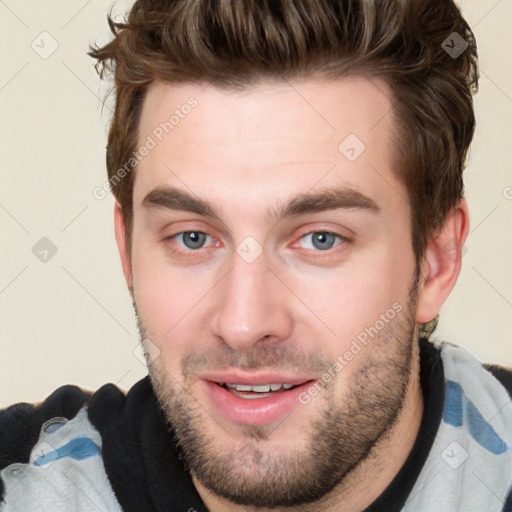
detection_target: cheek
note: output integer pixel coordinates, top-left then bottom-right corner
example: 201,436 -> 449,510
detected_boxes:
282,248 -> 415,353
131,247 -> 216,353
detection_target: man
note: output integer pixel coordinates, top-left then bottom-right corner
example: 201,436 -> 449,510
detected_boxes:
1,0 -> 511,511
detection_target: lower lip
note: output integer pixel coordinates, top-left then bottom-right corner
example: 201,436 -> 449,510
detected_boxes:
203,380 -> 314,426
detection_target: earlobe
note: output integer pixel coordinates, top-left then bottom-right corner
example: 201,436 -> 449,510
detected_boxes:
114,202 -> 133,293
416,199 -> 470,324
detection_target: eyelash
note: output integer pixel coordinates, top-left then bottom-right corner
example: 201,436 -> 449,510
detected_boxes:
164,230 -> 219,259
293,231 -> 348,254
164,230 -> 349,259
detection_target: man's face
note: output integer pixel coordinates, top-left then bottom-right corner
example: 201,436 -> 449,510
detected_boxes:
126,77 -> 420,506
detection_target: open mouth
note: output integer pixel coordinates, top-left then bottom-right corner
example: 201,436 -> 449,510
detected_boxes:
215,382 -> 304,399
201,372 -> 317,425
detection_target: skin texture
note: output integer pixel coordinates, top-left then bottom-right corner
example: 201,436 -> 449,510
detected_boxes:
114,77 -> 469,511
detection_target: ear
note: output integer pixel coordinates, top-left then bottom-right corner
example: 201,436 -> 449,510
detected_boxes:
416,199 -> 469,323
114,202 -> 133,293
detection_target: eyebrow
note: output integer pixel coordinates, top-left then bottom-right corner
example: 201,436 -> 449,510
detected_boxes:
268,187 -> 380,223
142,187 -> 219,219
141,186 -> 380,222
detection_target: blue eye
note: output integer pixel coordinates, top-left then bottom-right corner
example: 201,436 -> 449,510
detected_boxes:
299,232 -> 342,251
177,231 -> 211,249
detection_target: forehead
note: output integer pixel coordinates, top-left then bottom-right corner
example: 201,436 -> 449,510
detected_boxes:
133,77 -> 404,214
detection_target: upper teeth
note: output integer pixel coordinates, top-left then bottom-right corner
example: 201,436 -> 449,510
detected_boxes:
224,383 -> 295,392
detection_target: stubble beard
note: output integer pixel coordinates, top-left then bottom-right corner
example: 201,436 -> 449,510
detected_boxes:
136,285 -> 419,508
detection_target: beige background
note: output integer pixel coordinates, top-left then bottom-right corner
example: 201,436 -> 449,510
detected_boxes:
1,0 -> 511,407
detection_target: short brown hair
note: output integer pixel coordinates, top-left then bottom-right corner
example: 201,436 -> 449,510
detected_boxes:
89,0 -> 478,262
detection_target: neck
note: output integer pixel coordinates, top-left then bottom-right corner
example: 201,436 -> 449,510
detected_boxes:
195,340 -> 424,512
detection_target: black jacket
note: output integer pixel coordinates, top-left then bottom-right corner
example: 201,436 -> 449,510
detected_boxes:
1,338 -> 511,511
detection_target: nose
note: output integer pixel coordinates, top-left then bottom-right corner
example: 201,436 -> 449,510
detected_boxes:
210,253 -> 293,352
